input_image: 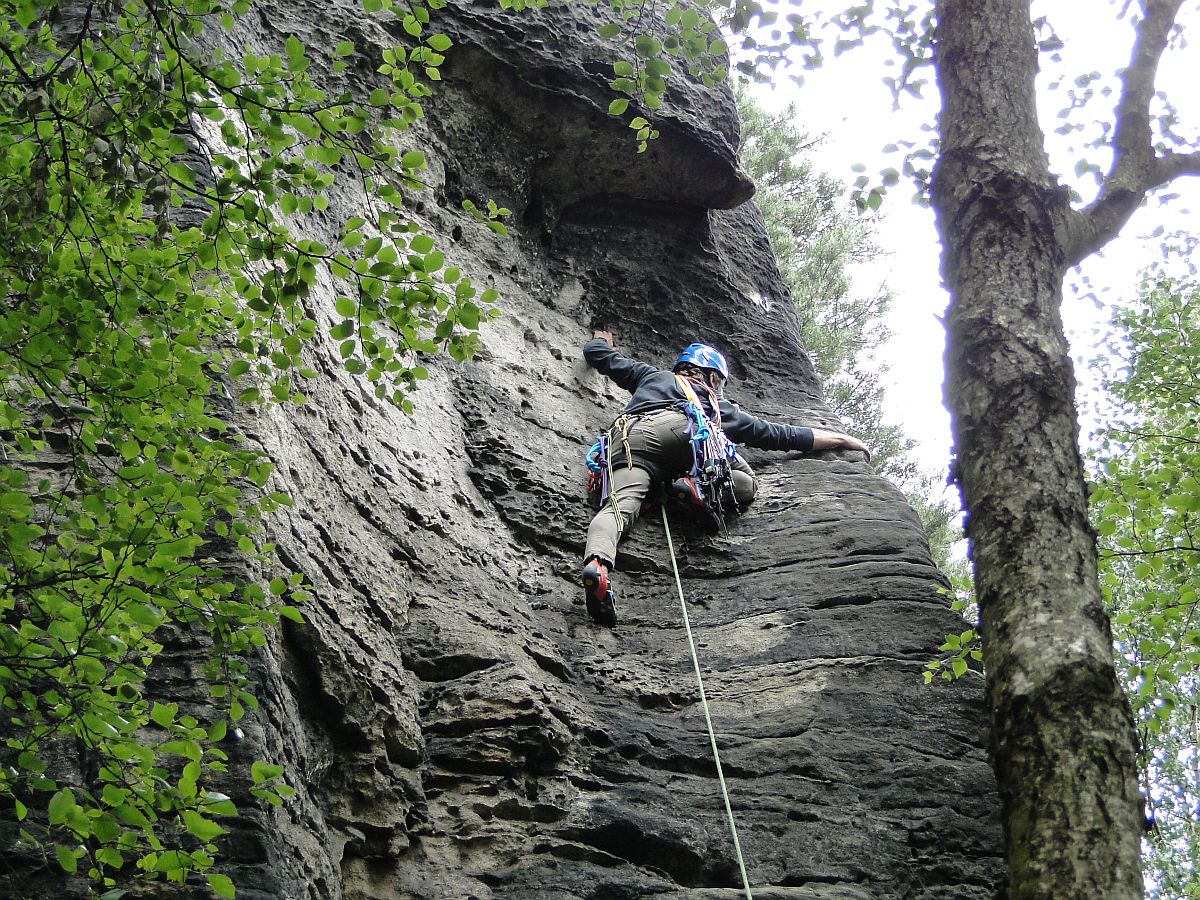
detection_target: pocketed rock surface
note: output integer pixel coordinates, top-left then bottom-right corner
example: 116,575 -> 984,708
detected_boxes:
0,1 -> 1004,897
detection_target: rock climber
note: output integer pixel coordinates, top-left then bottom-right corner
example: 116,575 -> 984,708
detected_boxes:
581,328 -> 871,627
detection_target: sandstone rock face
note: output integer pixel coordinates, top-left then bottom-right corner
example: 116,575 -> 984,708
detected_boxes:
209,4 -> 1006,896
4,2 -> 1004,897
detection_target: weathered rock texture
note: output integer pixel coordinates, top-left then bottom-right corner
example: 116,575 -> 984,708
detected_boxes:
212,2 -> 1006,895
6,1 -> 1005,897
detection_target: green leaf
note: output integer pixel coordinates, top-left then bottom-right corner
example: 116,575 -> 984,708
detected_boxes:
56,844 -> 78,874
634,35 -> 662,57
608,99 -> 629,116
251,760 -> 285,783
207,873 -> 236,899
129,603 -> 164,627
183,809 -> 225,842
48,789 -> 75,825
151,702 -> 178,728
113,804 -> 150,827
204,792 -> 239,818
279,606 -> 305,623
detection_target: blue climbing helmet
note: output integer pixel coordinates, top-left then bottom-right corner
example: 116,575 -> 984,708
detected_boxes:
674,343 -> 729,383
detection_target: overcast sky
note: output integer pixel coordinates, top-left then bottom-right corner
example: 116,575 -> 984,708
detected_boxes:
749,2 -> 1198,477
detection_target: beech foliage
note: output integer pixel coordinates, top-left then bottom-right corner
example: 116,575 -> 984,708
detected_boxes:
1090,277 -> 1200,899
0,0 -> 501,890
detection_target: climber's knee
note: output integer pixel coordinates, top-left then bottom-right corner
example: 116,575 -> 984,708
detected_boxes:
731,469 -> 757,511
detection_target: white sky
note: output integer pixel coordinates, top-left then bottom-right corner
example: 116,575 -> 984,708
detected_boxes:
749,3 -> 1198,477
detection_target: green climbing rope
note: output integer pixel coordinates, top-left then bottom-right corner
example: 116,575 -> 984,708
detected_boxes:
661,504 -> 754,899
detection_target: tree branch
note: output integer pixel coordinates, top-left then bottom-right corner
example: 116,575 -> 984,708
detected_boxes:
0,1 -> 96,88
1063,0 -> 1188,266
1101,545 -> 1199,560
1149,149 -> 1200,184
1109,0 -> 1180,176
0,41 -> 35,86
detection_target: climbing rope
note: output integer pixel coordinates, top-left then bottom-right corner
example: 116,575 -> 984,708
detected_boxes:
660,504 -> 754,899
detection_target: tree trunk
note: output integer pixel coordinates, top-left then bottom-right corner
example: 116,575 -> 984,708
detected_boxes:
930,2 -> 1144,897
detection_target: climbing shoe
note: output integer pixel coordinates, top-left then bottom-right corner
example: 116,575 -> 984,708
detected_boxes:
581,560 -> 618,628
671,476 -> 706,507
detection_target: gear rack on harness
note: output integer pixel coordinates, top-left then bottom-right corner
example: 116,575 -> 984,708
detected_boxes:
670,373 -> 741,533
586,374 -> 742,532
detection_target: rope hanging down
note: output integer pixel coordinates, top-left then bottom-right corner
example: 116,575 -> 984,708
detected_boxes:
661,504 -> 754,899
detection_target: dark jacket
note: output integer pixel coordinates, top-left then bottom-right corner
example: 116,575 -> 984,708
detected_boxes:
584,339 -> 814,452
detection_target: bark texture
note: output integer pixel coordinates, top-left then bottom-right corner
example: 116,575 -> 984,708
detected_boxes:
930,2 -> 1146,897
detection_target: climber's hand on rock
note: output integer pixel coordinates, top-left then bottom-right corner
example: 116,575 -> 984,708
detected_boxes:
593,329 -> 614,347
811,428 -> 872,462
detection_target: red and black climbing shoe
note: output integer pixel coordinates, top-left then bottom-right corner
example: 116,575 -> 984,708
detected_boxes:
581,560 -> 618,628
671,476 -> 706,507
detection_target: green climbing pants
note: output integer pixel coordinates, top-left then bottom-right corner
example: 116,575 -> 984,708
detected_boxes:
584,408 -> 756,566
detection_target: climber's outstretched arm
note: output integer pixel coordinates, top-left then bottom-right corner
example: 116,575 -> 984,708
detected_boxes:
583,331 -> 657,393
810,427 -> 872,461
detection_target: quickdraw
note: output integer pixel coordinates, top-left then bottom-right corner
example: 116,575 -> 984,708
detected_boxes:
584,434 -> 609,510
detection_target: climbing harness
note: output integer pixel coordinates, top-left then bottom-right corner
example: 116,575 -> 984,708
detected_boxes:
585,415 -> 635,531
661,503 -> 753,899
584,374 -> 739,531
674,375 -> 741,533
